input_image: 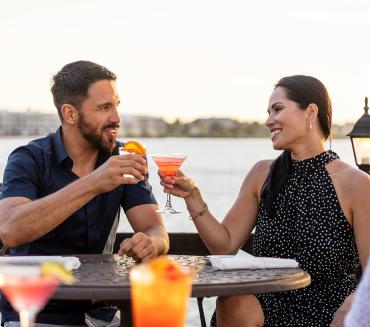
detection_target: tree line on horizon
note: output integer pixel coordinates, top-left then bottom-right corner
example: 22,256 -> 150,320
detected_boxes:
125,118 -> 354,139
0,110 -> 354,138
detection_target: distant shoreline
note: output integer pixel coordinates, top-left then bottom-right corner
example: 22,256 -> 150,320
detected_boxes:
0,111 -> 354,138
0,134 -> 350,139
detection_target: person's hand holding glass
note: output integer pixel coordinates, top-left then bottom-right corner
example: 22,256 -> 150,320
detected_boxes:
119,141 -> 188,214
152,154 -> 187,214
119,141 -> 147,181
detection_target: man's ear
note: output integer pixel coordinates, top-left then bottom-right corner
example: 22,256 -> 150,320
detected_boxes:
61,104 -> 78,125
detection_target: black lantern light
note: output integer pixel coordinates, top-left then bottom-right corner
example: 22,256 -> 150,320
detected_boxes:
347,97 -> 370,174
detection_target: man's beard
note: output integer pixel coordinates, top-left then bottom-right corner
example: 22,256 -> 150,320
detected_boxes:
77,112 -> 119,153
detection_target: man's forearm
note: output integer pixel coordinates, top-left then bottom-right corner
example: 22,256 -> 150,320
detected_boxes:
0,174 -> 98,247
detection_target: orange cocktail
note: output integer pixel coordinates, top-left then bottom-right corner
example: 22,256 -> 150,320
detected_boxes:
130,256 -> 193,327
152,153 -> 187,214
151,154 -> 186,177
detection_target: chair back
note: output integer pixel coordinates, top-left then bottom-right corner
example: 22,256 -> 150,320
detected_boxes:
0,244 -> 7,255
0,182 -> 7,255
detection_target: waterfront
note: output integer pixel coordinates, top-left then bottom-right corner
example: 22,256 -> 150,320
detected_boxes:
0,136 -> 356,326
0,136 -> 356,233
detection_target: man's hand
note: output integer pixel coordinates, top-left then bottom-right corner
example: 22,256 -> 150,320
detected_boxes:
330,292 -> 355,327
118,232 -> 158,262
90,153 -> 147,193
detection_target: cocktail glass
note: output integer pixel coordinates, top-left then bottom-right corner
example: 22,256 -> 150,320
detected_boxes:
119,148 -> 136,179
151,153 -> 187,214
0,265 -> 60,327
119,141 -> 147,180
130,256 -> 193,327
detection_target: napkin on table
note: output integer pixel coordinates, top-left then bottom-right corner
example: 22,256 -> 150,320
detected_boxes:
207,250 -> 299,270
0,256 -> 81,270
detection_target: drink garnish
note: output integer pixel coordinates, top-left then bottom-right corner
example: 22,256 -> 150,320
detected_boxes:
41,262 -> 74,285
122,141 -> 146,156
148,256 -> 189,282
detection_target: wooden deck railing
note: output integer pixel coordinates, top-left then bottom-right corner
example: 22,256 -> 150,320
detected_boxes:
0,232 -> 254,256
114,232 -> 254,255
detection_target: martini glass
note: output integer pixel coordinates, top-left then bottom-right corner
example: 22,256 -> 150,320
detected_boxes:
152,153 -> 187,214
0,265 -> 60,327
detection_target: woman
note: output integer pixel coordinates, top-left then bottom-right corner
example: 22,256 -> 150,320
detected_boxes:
159,75 -> 370,327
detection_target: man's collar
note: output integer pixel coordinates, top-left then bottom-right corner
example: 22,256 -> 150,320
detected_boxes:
52,127 -> 122,169
52,126 -> 71,167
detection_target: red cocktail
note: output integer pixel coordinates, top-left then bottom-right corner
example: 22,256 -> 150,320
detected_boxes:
0,263 -> 73,327
152,153 -> 187,214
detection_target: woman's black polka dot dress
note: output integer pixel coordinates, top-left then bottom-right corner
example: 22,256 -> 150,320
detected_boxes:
253,150 -> 360,326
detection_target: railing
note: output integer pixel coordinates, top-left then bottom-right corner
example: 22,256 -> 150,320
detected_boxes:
0,232 -> 254,258
114,232 -> 254,255
0,183 -> 4,255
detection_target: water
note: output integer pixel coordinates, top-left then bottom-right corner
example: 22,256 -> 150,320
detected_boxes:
0,136 -> 356,326
0,136 -> 356,232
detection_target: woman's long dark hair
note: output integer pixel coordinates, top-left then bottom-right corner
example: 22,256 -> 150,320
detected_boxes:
260,75 -> 332,214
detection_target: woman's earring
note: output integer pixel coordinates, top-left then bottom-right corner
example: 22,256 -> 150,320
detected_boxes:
309,121 -> 312,129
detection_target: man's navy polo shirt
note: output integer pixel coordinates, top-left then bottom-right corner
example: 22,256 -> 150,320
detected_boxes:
0,127 -> 157,325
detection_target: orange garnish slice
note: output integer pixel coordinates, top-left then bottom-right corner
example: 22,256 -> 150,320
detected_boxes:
123,140 -> 146,156
149,256 -> 187,281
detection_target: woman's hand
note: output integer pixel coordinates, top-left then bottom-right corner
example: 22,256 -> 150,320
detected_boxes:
159,170 -> 197,198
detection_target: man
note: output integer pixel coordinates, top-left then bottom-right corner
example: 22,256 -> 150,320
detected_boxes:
0,60 -> 169,326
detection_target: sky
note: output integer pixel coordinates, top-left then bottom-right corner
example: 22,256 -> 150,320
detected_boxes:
0,0 -> 369,123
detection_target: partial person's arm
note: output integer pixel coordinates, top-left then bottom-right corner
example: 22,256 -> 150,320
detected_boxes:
0,154 -> 147,248
331,293 -> 356,327
344,255 -> 370,327
330,167 -> 370,327
118,203 -> 169,261
159,160 -> 271,254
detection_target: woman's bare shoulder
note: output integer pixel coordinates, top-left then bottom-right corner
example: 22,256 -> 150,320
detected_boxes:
251,159 -> 274,173
329,159 -> 370,189
242,159 -> 274,189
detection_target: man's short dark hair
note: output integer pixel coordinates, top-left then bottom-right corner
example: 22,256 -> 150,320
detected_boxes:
51,60 -> 117,121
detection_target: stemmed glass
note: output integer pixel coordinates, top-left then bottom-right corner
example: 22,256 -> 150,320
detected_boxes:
152,153 -> 187,214
0,265 -> 60,327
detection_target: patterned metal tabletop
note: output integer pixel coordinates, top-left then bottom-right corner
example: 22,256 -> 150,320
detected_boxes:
53,254 -> 311,300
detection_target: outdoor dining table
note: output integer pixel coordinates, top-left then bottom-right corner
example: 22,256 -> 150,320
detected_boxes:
53,254 -> 311,327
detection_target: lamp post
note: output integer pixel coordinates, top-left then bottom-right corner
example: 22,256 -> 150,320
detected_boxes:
347,97 -> 370,174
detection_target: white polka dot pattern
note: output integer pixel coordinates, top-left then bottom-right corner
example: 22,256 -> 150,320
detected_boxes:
254,150 -> 360,327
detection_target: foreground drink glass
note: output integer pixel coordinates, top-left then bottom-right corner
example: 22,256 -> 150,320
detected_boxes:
151,153 -> 187,214
130,256 -> 193,327
0,266 -> 60,327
